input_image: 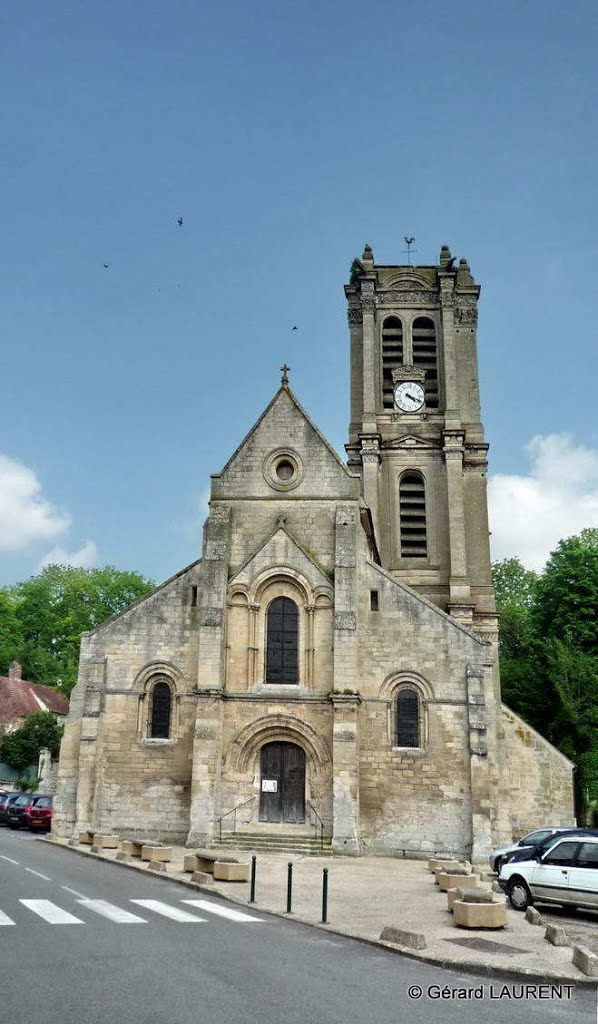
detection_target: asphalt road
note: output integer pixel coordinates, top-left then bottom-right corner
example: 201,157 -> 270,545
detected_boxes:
0,828 -> 596,1024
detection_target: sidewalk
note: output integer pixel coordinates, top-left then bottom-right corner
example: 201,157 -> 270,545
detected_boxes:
46,836 -> 597,984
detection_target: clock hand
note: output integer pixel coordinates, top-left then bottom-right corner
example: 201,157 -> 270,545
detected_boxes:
406,393 -> 419,402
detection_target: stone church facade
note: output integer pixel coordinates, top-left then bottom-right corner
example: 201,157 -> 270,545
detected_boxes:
54,245 -> 574,860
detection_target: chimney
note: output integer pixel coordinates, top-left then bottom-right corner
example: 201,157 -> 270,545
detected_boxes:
8,660 -> 22,681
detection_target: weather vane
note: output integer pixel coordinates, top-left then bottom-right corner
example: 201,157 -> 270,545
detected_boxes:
402,236 -> 417,265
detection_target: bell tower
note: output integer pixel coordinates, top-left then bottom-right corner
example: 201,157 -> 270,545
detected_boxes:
345,243 -> 497,638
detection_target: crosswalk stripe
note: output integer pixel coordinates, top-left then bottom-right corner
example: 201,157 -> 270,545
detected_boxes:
20,899 -> 84,924
77,900 -> 147,923
182,900 -> 263,922
0,910 -> 15,926
130,899 -> 206,922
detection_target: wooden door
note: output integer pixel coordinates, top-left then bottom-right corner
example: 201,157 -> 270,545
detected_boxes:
259,742 -> 305,824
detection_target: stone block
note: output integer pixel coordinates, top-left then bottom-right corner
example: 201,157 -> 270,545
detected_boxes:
94,834 -> 119,849
115,851 -> 131,862
525,906 -> 543,926
147,861 -> 167,873
379,925 -> 426,950
447,886 -> 493,911
438,871 -> 478,892
433,861 -> 462,880
453,900 -> 507,929
78,831 -> 94,845
572,945 -> 598,977
141,845 -> 172,863
545,924 -> 570,947
213,861 -> 249,882
191,871 -> 214,885
184,854 -> 199,873
121,840 -> 143,857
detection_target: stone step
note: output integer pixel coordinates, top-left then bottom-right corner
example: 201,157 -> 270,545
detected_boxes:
214,833 -> 332,854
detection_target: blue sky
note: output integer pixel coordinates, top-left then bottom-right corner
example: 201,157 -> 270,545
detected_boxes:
2,0 -> 598,584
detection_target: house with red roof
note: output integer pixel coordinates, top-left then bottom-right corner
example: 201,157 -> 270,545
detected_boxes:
0,661 -> 69,736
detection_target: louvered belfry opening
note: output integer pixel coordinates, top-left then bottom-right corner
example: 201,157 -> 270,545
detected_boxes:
150,681 -> 172,738
266,596 -> 299,684
396,689 -> 420,747
399,471 -> 428,558
412,316 -> 439,409
381,316 -> 403,408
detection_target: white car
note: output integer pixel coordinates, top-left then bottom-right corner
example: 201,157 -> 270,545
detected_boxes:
499,835 -> 598,911
489,828 -> 568,873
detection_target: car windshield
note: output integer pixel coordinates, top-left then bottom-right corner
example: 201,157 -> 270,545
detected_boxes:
14,796 -> 31,806
521,830 -> 552,845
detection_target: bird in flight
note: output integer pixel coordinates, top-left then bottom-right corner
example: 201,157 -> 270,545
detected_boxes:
291,325 -> 298,331
177,217 -> 183,227
103,263 -> 109,269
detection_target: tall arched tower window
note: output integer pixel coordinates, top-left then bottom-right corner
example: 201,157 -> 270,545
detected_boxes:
412,317 -> 438,409
150,681 -> 172,738
381,316 -> 403,408
399,472 -> 428,559
266,597 -> 299,684
396,688 -> 420,747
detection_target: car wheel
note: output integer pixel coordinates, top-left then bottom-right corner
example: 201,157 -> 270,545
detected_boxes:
507,877 -> 532,911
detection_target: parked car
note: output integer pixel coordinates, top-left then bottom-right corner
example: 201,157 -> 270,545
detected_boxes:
489,828 -> 571,873
0,792 -> 22,824
506,828 -> 598,866
499,835 -> 598,911
6,794 -> 49,829
24,795 -> 53,832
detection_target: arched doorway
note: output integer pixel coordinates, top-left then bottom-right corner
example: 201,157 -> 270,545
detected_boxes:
259,742 -> 306,823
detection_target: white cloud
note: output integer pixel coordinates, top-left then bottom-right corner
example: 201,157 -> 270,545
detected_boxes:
0,454 -> 70,550
489,434 -> 598,571
37,540 -> 98,572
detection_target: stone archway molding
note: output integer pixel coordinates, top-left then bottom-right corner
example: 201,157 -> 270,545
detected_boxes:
226,714 -> 332,773
132,660 -> 187,694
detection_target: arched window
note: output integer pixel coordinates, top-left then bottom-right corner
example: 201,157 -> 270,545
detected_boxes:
150,681 -> 172,738
399,472 -> 428,558
266,597 -> 299,684
396,688 -> 420,747
381,316 -> 403,408
412,317 -> 438,409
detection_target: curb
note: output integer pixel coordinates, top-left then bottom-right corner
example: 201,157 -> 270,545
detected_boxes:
41,837 -> 596,986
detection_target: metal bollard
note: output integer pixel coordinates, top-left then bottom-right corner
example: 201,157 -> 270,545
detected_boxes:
249,855 -> 257,904
286,861 -> 293,913
321,867 -> 329,924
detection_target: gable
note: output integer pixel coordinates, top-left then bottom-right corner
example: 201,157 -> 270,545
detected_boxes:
212,387 -> 360,501
229,526 -> 332,593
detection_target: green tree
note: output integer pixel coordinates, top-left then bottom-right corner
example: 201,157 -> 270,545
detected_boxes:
492,557 -> 538,660
533,533 -> 598,652
0,711 -> 64,772
0,565 -> 154,694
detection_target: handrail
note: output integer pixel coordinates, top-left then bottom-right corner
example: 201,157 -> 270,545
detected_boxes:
306,799 -> 325,851
216,796 -> 255,841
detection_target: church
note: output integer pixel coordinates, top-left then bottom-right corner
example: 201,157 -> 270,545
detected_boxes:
54,244 -> 574,861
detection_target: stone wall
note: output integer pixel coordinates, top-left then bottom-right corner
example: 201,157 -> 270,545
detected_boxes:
501,705 -> 575,837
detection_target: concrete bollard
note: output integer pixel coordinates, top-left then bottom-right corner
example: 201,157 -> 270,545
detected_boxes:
380,926 -> 426,950
141,845 -> 172,863
572,946 -> 598,977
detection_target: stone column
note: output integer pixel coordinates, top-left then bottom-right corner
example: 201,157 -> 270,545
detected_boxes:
333,506 -> 358,691
359,435 -> 381,543
443,430 -> 473,622
187,689 -> 225,846
360,281 -> 378,435
331,695 -> 361,855
466,664 -> 493,865
197,505 -> 231,689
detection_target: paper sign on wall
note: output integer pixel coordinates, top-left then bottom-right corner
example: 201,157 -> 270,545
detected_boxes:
262,779 -> 278,793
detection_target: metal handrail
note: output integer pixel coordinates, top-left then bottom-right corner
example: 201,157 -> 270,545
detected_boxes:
216,796 -> 256,841
306,799 -> 325,851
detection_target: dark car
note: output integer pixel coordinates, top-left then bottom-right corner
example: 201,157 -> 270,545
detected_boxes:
506,828 -> 598,865
6,794 -> 48,829
0,792 -> 22,824
25,795 -> 53,832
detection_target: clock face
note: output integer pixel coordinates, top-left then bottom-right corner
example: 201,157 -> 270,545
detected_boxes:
394,381 -> 425,412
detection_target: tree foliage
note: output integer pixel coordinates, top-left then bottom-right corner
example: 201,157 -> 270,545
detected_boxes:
492,530 -> 598,816
0,565 -> 154,695
0,711 -> 64,772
